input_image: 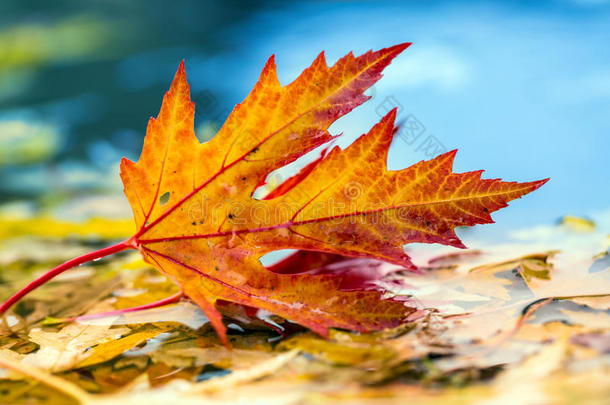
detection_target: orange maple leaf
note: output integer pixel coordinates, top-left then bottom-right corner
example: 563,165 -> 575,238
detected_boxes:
0,44 -> 547,346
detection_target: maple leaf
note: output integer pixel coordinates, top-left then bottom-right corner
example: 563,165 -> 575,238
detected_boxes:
0,44 -> 547,346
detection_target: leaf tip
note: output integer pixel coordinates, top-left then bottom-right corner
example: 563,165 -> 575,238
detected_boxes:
174,60 -> 188,83
442,229 -> 467,249
535,177 -> 550,188
431,149 -> 459,171
378,108 -> 398,129
317,49 -> 326,59
119,156 -> 135,171
380,42 -> 412,60
392,42 -> 413,53
260,54 -> 280,87
446,148 -> 459,159
516,177 -> 550,197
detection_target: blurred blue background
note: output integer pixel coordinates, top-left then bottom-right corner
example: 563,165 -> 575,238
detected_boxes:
0,0 -> 608,234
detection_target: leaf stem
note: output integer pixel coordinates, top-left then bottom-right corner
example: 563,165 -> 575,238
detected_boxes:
0,240 -> 132,316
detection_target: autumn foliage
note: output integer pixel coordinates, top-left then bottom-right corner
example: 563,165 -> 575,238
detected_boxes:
0,43 -> 547,345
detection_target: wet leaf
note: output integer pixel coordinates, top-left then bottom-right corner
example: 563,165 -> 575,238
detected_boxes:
1,43 -> 608,404
114,47 -> 545,344
77,323 -> 173,368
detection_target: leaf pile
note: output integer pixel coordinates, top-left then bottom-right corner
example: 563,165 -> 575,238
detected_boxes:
3,44 -> 606,405
0,209 -> 608,404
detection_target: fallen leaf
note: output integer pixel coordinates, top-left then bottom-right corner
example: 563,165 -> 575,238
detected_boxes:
116,46 -> 545,343
7,301 -> 131,372
77,323 -> 173,368
558,215 -> 596,232
1,45 -> 547,347
2,209 -> 609,403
